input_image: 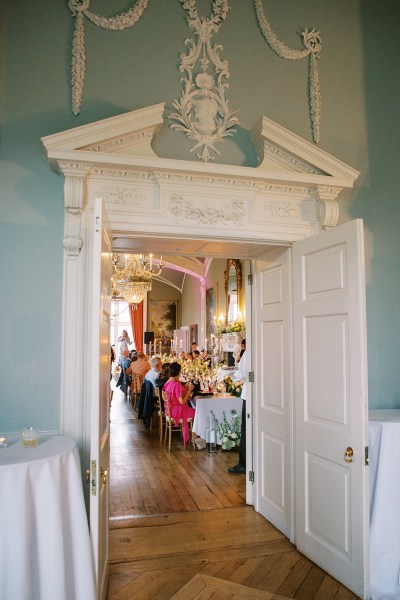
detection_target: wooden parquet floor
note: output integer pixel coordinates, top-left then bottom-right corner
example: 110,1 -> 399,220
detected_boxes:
107,388 -> 360,599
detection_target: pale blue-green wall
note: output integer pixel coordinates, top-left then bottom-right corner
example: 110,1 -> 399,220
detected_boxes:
1,0 -> 399,431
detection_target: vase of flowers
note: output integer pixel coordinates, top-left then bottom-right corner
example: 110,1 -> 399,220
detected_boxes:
210,409 -> 241,450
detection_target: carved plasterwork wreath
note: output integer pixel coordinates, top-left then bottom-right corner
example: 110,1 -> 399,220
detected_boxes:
167,195 -> 245,226
169,0 -> 240,162
253,0 -> 322,144
68,0 -> 149,115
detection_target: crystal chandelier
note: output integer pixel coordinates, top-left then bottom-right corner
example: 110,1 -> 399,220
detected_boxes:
112,254 -> 163,305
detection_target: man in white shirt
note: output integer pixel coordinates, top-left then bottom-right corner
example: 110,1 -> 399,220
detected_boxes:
228,350 -> 247,474
144,356 -> 162,394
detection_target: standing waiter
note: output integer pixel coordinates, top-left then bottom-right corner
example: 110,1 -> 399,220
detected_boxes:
228,350 -> 247,474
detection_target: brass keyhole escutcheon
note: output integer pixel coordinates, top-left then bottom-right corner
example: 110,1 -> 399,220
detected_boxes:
101,467 -> 108,485
344,447 -> 354,463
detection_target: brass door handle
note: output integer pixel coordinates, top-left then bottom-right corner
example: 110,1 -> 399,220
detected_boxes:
344,447 -> 353,463
100,467 -> 108,485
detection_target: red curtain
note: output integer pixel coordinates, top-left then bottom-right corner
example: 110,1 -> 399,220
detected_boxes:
129,302 -> 144,352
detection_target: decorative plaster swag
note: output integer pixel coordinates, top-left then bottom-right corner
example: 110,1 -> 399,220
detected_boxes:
253,0 -> 322,144
68,0 -> 149,115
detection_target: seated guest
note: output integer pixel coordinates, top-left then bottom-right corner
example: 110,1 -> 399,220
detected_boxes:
137,356 -> 162,425
156,362 -> 170,391
126,351 -> 150,378
192,349 -> 201,360
144,356 -> 162,394
179,351 -> 186,360
116,349 -> 131,394
163,362 -> 195,448
200,349 -> 212,368
119,349 -> 131,370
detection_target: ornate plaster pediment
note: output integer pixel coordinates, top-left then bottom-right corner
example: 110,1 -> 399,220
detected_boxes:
42,102 -> 360,257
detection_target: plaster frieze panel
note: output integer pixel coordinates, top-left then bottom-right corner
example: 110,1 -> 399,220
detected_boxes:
264,200 -> 302,219
58,161 -> 91,257
95,185 -> 146,207
167,194 -> 246,226
253,195 -> 316,225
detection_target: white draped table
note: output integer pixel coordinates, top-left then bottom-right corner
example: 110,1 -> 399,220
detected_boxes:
192,395 -> 243,444
0,435 -> 96,600
369,409 -> 400,600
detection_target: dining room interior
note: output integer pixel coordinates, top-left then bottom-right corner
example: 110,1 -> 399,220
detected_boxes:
106,248 -> 360,600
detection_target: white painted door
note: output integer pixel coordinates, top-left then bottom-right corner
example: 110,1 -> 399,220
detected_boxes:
89,198 -> 112,600
253,248 -> 292,539
293,219 -> 369,599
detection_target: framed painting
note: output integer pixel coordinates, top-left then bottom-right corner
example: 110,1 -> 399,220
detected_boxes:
149,300 -> 177,353
206,286 -> 217,349
190,324 -> 198,345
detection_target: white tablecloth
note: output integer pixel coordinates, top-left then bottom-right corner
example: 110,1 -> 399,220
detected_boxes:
369,410 -> 400,600
192,395 -> 243,443
0,435 -> 96,600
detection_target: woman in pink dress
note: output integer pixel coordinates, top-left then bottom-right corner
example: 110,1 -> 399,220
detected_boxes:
163,362 -> 195,448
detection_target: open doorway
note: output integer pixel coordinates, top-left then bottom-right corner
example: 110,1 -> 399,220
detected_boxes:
108,249 -> 254,523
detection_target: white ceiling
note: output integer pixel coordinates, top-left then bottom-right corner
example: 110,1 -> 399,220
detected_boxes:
112,233 -> 287,287
112,233 -> 285,260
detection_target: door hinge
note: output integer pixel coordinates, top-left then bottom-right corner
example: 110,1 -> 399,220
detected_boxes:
248,371 -> 255,383
365,446 -> 369,466
248,273 -> 253,286
91,459 -> 97,496
249,470 -> 255,483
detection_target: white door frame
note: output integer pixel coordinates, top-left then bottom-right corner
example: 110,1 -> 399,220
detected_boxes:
41,103 -> 361,594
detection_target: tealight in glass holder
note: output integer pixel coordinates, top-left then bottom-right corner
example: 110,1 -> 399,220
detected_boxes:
22,427 -> 39,448
0,435 -> 8,448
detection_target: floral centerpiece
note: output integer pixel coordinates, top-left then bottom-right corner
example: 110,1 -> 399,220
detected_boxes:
210,409 -> 241,450
214,318 -> 246,337
179,358 -> 218,391
222,375 -> 243,397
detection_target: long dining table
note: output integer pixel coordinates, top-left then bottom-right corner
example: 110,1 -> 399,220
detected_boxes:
192,394 -> 243,444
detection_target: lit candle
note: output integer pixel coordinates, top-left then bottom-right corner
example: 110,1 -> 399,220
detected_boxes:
149,253 -> 153,270
0,435 -> 7,448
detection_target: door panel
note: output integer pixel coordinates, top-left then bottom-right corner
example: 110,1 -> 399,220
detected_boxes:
254,249 -> 292,537
89,198 -> 112,600
293,219 -> 369,599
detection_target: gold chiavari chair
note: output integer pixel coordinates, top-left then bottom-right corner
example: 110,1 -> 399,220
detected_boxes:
162,390 -> 194,451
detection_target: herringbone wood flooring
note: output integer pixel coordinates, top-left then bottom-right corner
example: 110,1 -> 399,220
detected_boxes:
107,388 -> 360,599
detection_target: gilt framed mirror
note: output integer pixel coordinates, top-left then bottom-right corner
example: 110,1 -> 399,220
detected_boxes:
224,259 -> 242,323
